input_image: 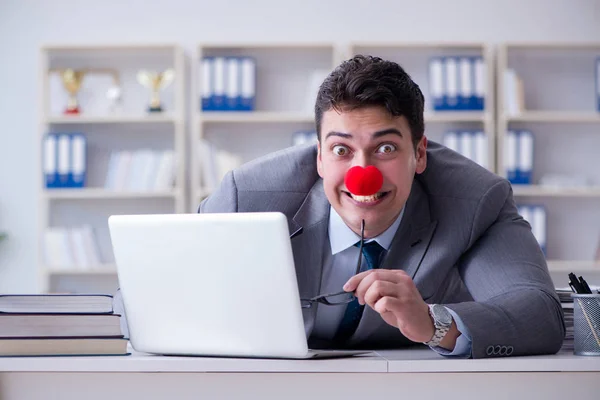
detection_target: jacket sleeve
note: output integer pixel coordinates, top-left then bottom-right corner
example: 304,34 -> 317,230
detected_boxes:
444,180 -> 565,358
197,170 -> 239,213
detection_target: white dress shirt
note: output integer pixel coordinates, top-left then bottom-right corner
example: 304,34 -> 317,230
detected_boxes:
311,206 -> 472,357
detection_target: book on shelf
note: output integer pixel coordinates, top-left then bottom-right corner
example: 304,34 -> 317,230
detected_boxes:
442,130 -> 488,169
503,69 -> 525,116
201,56 -> 256,111
43,132 -> 87,189
517,205 -> 546,255
0,293 -> 113,314
504,130 -> 533,185
43,225 -> 103,270
429,56 -> 485,111
198,139 -> 242,190
104,149 -> 176,191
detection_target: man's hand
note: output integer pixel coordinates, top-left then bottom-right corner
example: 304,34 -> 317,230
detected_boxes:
344,269 -> 459,349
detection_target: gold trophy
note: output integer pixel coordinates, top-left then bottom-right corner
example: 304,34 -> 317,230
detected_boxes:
60,69 -> 86,114
137,69 -> 175,112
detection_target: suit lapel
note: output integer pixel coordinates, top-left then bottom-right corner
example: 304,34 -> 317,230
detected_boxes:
290,178 -> 330,337
348,179 -> 438,346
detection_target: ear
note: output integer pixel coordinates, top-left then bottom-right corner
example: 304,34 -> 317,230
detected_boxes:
316,141 -> 324,178
415,136 -> 427,174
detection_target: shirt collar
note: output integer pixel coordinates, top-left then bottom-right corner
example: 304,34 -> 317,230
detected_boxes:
328,205 -> 405,255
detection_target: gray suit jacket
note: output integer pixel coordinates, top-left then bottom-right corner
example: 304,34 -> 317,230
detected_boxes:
198,140 -> 565,358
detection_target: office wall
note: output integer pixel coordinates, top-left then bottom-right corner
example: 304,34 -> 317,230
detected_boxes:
0,0 -> 599,292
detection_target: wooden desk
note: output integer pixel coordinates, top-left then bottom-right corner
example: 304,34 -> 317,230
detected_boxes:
0,346 -> 598,399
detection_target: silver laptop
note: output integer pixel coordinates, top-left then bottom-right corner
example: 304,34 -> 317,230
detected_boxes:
108,212 -> 368,359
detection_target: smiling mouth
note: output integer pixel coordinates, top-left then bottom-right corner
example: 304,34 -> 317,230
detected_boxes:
343,191 -> 389,203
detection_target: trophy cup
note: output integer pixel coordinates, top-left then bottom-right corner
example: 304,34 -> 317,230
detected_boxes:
137,69 -> 175,112
60,69 -> 86,114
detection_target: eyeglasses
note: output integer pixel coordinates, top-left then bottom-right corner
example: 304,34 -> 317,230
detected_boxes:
300,219 -> 365,309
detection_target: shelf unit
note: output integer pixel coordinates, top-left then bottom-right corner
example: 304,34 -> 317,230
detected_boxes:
348,42 -> 496,173
190,43 -> 342,209
497,43 -> 600,283
38,44 -> 186,293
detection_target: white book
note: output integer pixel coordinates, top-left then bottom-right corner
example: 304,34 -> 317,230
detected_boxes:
429,58 -> 444,109
80,225 -> 102,266
113,151 -> 132,190
240,57 -> 256,109
201,57 -> 213,109
128,149 -> 153,191
518,130 -> 534,183
43,134 -> 57,187
198,140 -> 217,190
213,57 -> 226,109
505,130 -> 518,181
443,131 -> 459,153
473,131 -> 488,169
445,57 -> 458,108
141,150 -> 161,190
216,149 -> 242,183
153,151 -> 176,190
44,228 -> 74,268
69,227 -> 90,269
532,206 -> 546,251
225,57 -> 240,110
459,131 -> 473,161
459,57 -> 473,109
103,151 -> 119,189
70,134 -> 86,187
57,134 -> 70,187
474,57 -> 486,107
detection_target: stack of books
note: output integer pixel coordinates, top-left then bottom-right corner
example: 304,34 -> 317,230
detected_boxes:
555,287 -> 574,352
0,293 -> 129,357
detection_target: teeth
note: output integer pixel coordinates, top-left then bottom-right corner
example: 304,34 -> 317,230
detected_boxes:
351,192 -> 383,203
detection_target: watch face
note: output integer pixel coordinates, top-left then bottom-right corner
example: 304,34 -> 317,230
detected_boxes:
432,304 -> 453,325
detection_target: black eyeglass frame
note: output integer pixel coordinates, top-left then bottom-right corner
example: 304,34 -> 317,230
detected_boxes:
300,219 -> 366,309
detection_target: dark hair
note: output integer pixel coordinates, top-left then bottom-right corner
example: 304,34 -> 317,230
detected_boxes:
315,55 -> 425,149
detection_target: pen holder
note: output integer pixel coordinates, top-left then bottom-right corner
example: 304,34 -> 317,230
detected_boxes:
572,293 -> 600,356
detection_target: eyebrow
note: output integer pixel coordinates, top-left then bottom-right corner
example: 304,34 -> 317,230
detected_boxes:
324,128 -> 403,141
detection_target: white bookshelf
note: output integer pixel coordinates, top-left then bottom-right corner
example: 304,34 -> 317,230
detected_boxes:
190,43 -> 341,209
38,44 -> 186,293
497,43 -> 600,282
348,42 -> 495,173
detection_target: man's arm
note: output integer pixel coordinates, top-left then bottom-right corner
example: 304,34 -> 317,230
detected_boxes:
198,171 -> 239,213
444,181 -> 565,358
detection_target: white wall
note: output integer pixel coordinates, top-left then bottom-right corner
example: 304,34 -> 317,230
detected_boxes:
0,0 -> 599,293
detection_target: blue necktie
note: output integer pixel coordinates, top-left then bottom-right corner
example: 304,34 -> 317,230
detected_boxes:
333,241 -> 385,344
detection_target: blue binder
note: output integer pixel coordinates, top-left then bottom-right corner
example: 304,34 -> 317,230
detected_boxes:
429,57 -> 445,111
473,56 -> 485,111
239,56 -> 256,111
43,133 -> 58,188
516,130 -> 534,185
69,133 -> 86,188
201,57 -> 214,111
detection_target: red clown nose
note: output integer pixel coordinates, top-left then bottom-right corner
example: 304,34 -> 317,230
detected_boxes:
344,166 -> 383,196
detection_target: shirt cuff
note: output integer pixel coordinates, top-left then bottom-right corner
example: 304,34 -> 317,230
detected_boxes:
428,307 -> 472,358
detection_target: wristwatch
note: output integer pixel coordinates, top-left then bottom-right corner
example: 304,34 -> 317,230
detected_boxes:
423,304 -> 453,347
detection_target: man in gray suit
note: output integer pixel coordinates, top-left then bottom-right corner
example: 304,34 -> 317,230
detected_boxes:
198,55 -> 565,359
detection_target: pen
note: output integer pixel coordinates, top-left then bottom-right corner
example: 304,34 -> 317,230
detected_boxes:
568,272 -> 584,294
579,276 -> 593,294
